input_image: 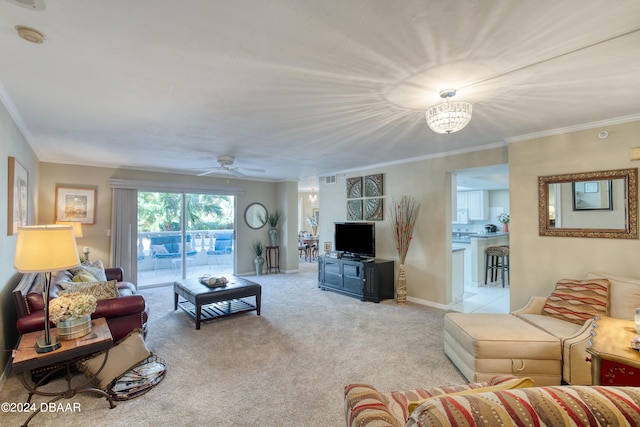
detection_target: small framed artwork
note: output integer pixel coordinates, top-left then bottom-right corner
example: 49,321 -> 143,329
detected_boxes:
584,182 -> 599,193
364,198 -> 383,221
572,180 -> 612,211
8,156 -> 28,235
56,186 -> 97,224
347,199 -> 363,220
364,174 -> 383,197
324,241 -> 332,253
346,177 -> 362,199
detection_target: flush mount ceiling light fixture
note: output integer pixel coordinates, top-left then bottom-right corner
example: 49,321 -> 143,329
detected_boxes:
425,89 -> 472,134
15,25 -> 45,43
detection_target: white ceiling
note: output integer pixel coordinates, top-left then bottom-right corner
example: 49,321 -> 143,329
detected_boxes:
1,0 -> 639,190
455,164 -> 509,191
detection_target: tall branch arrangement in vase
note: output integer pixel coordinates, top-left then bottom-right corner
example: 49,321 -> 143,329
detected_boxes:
390,196 -> 421,304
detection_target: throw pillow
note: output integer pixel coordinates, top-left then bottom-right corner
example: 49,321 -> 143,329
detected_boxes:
71,260 -> 107,282
542,278 -> 610,325
77,330 -> 151,390
58,280 -> 118,300
151,244 -> 168,254
407,376 -> 534,414
72,271 -> 99,283
51,270 -> 73,286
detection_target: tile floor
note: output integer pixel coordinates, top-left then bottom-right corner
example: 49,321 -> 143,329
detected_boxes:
449,280 -> 510,313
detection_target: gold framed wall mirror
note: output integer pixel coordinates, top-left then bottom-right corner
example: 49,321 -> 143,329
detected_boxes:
538,168 -> 638,239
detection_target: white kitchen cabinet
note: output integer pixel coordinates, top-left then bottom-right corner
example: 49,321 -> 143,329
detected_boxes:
467,190 -> 489,220
457,192 -> 468,209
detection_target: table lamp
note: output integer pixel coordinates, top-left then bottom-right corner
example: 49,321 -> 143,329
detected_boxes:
55,221 -> 86,262
14,225 -> 80,353
55,221 -> 83,238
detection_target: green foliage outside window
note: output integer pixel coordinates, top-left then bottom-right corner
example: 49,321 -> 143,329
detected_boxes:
138,192 -> 234,232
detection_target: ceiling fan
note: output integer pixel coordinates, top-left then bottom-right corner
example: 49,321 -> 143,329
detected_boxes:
197,155 -> 265,177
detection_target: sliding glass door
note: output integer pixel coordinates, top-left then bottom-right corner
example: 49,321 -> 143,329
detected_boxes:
137,191 -> 234,288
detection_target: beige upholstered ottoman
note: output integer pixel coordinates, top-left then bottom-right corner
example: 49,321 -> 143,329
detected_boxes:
444,313 -> 562,386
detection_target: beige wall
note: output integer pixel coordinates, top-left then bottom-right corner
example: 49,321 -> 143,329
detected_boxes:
319,147 -> 509,306
0,101 -> 39,378
509,120 -> 640,309
38,163 -> 117,265
37,164 -> 298,276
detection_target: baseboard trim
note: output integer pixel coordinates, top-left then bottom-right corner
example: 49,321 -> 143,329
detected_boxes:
406,296 -> 451,310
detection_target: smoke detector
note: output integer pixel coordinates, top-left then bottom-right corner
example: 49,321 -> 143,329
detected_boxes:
7,0 -> 46,10
16,25 -> 45,44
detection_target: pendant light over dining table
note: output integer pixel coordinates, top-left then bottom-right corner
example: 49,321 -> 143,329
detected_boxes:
425,89 -> 472,134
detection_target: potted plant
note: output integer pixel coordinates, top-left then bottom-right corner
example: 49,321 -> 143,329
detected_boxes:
497,213 -> 510,232
264,209 -> 284,246
252,240 -> 265,276
306,214 -> 319,236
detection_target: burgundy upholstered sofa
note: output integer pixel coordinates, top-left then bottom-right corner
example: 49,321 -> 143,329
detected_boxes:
13,267 -> 148,343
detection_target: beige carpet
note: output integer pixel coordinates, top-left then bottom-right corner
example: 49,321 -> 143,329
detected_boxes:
0,262 -> 464,426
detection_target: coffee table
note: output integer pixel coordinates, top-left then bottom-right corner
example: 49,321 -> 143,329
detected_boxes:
174,277 -> 261,329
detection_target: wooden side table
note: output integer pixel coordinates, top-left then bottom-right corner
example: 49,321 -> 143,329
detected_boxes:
12,317 -> 115,426
586,316 -> 640,386
265,245 -> 280,273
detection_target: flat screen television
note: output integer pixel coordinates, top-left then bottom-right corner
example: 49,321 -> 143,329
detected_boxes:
334,222 -> 375,259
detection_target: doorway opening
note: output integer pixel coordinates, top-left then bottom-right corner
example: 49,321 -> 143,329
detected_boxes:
136,191 -> 235,288
450,164 -> 510,313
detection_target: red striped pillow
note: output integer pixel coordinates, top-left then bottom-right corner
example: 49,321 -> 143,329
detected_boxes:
542,279 -> 610,324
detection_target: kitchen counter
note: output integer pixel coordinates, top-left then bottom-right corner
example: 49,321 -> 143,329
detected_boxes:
452,232 -> 509,285
452,232 -> 508,243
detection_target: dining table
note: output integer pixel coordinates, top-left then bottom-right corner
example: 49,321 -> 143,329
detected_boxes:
300,237 -> 319,261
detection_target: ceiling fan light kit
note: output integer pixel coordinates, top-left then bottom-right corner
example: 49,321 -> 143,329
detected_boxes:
426,89 -> 472,134
197,155 -> 265,177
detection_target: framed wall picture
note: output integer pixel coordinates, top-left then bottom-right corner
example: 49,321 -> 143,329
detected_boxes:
364,198 -> 383,221
364,174 -> 383,197
346,177 -> 362,199
572,180 -> 613,211
8,156 -> 28,235
55,186 -> 97,224
347,199 -> 363,220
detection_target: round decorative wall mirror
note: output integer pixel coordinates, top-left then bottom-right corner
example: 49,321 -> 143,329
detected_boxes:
244,203 -> 268,229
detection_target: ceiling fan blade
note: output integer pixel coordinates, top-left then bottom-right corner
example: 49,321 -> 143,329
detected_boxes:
228,168 -> 245,177
240,167 -> 266,173
197,170 -> 219,177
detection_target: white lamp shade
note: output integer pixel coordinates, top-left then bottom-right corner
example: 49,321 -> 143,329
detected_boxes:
55,221 -> 83,238
14,225 -> 80,273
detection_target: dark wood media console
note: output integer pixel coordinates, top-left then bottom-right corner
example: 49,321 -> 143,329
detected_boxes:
317,256 -> 394,302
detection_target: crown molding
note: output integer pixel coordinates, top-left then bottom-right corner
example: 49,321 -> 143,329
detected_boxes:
506,114 -> 640,143
0,80 -> 34,144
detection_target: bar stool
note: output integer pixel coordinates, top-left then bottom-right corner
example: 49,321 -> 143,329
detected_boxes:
484,245 -> 509,287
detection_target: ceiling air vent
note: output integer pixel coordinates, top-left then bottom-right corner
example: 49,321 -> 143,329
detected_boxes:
324,175 -> 337,185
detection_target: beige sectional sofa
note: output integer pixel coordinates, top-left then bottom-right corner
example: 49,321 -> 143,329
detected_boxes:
444,271 -> 640,385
